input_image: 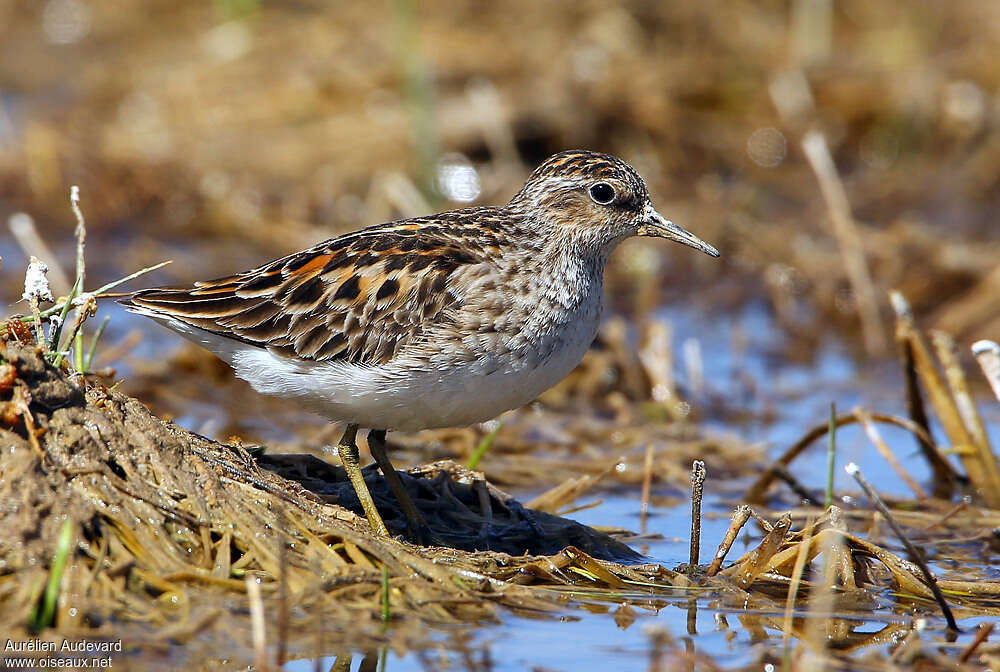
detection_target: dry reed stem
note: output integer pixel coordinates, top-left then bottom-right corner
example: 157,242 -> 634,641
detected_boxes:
716,509 -> 1000,611
525,459 -> 616,514
938,580 -> 1000,596
706,505 -> 751,576
972,340 -> 1000,401
688,460 -> 706,568
801,130 -> 886,356
959,622 -> 994,663
733,513 -> 791,588
246,575 -> 269,671
681,337 -> 704,398
276,514 -> 289,669
781,515 -> 815,653
898,327 -> 954,497
70,186 -> 86,291
847,463 -> 959,631
853,407 -> 927,499
330,656 -> 352,672
768,69 -> 815,125
803,526 -> 839,661
638,319 -> 684,417
786,503 -> 1000,530
892,290 -> 973,444
892,291 -> 1000,507
932,331 -> 996,470
918,499 -> 970,531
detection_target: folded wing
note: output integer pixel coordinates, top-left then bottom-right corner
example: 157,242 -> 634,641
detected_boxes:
123,216 -> 504,366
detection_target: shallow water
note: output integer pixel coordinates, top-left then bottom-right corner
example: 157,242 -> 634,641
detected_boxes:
287,611 -> 997,672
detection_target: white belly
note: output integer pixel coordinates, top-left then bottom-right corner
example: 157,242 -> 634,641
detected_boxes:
227,311 -> 598,431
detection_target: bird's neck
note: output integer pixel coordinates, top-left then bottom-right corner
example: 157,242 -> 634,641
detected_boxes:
502,225 -> 609,314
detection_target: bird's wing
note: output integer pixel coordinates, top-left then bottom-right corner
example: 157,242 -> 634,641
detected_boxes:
123,213 -> 506,365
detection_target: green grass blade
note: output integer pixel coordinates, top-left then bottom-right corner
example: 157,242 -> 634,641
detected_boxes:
73,328 -> 84,373
381,564 -> 391,623
51,277 -> 82,366
84,315 -> 111,371
85,259 -> 173,298
31,519 -> 74,632
466,422 -> 501,470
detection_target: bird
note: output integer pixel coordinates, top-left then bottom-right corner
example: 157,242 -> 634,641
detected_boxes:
122,150 -> 719,543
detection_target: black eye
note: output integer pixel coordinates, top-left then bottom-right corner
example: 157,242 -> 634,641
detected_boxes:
589,182 -> 615,205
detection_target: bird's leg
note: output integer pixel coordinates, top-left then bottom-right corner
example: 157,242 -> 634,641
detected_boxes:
337,424 -> 389,536
368,430 -> 430,544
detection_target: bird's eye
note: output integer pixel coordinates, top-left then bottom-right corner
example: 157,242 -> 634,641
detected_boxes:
589,182 -> 616,205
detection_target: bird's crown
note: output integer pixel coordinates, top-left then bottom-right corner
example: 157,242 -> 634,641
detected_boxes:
510,149 -> 649,211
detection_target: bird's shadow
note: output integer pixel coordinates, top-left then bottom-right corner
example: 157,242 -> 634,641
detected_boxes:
255,452 -> 643,563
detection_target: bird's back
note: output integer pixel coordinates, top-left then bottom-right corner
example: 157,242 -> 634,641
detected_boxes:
123,207 -> 517,367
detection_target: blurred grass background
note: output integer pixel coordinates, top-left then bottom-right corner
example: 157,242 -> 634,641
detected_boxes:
1,0 -> 998,352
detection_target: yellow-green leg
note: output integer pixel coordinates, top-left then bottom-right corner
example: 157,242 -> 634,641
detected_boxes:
338,424 -> 389,536
368,430 -> 429,543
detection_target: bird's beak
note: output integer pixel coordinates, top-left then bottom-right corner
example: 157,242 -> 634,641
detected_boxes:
637,205 -> 720,258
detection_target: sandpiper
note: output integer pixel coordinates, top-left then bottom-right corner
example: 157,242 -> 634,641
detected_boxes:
124,150 -> 719,542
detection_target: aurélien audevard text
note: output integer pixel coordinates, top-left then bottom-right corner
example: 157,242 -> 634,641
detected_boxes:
4,639 -> 123,653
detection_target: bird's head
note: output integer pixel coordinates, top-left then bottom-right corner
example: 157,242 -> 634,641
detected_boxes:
508,150 -> 719,259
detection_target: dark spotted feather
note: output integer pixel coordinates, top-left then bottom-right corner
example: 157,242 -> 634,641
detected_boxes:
123,211 -> 511,365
